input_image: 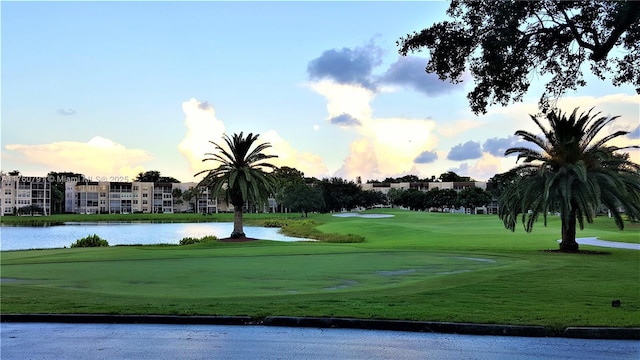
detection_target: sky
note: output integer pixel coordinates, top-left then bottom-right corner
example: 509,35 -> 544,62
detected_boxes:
2,1 -> 639,184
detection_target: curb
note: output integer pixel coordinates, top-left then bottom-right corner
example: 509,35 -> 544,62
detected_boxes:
2,314 -> 638,340
563,327 -> 640,340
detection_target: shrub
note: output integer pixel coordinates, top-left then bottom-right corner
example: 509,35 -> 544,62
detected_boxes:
262,220 -> 289,228
179,237 -> 198,245
179,235 -> 218,245
71,234 -> 109,248
280,220 -> 365,243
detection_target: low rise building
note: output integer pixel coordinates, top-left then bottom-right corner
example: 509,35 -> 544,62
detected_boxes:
360,181 -> 486,193
0,173 -> 51,216
64,180 -> 220,214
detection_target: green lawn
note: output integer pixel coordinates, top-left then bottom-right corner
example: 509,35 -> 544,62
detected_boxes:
1,210 -> 639,332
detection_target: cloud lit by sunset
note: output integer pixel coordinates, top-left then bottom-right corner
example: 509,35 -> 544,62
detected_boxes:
4,137 -> 152,179
2,2 -> 638,183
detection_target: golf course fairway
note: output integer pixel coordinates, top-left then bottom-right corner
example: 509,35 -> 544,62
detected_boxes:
1,210 -> 638,332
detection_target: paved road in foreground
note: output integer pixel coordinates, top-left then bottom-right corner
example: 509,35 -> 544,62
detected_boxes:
2,323 -> 638,359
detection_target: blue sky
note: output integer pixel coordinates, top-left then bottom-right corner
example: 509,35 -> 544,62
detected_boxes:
2,1 -> 638,183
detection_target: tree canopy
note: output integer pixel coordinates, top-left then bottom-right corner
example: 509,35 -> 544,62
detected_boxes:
134,170 -> 180,183
279,183 -> 325,217
197,132 -> 278,238
457,186 -> 492,210
438,171 -> 470,182
499,107 -> 640,252
316,177 -> 362,212
398,0 -> 640,114
272,166 -> 306,187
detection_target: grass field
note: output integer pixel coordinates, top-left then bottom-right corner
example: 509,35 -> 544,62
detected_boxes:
1,210 -> 639,332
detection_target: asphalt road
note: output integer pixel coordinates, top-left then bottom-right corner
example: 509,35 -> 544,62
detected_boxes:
2,323 -> 639,360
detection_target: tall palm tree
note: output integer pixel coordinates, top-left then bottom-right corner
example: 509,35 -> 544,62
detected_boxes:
195,132 -> 278,238
499,107 -> 640,252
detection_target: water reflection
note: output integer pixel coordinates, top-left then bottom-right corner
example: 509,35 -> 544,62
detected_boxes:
0,222 -> 310,251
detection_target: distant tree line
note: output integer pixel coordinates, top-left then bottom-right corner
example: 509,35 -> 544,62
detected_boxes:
366,171 -> 473,184
387,186 -> 492,213
8,167 -> 498,216
272,167 -> 493,215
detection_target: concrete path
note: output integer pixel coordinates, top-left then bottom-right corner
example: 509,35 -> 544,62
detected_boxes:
2,323 -> 639,360
563,237 -> 640,250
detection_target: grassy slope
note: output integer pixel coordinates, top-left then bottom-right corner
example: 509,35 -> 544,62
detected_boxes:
1,210 -> 638,331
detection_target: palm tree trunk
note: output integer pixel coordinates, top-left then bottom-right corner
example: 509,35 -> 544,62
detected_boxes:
560,208 -> 579,252
232,207 -> 245,238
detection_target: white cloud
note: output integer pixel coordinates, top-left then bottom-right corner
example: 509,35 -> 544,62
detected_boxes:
178,98 -> 329,179
312,81 -> 439,180
485,93 -> 640,135
333,115 -> 439,180
334,138 -> 381,180
177,98 -> 226,175
4,136 -> 153,179
260,130 -> 329,178
310,80 -> 374,124
438,119 -> 485,138
485,94 -> 640,164
447,153 -> 504,182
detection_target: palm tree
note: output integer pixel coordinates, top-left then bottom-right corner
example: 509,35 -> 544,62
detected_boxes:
195,132 -> 278,238
499,107 -> 640,252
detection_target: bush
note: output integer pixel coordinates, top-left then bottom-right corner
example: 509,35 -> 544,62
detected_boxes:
179,235 -> 218,245
262,220 -> 289,228
280,220 -> 365,243
71,234 -> 109,248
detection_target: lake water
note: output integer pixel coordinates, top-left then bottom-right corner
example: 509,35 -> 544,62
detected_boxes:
0,222 -> 311,251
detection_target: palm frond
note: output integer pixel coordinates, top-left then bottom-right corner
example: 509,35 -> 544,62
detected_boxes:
499,106 -> 640,243
195,132 -> 279,210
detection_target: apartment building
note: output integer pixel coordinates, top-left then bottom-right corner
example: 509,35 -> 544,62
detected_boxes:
0,173 -> 51,216
64,180 -> 219,214
172,182 -> 221,214
360,181 -> 486,193
152,182 -> 173,213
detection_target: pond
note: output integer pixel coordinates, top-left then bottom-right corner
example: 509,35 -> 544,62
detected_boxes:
0,222 -> 311,251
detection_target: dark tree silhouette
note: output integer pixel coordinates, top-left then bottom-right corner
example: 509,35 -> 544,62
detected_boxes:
398,1 -> 640,114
